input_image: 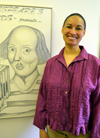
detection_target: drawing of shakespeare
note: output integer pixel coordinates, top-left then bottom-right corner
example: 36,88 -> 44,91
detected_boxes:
0,25 -> 50,118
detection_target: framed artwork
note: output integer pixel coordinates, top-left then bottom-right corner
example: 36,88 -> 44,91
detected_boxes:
0,5 -> 52,118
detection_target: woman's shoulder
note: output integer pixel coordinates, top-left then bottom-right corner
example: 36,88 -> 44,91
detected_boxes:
46,47 -> 64,66
88,53 -> 100,65
46,54 -> 59,65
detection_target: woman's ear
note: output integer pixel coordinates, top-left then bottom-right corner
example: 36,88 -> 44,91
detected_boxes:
83,29 -> 86,37
61,26 -> 64,34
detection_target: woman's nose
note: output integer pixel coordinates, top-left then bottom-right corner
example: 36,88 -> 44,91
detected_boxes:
70,28 -> 76,35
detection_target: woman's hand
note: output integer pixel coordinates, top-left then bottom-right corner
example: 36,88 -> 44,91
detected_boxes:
40,129 -> 48,138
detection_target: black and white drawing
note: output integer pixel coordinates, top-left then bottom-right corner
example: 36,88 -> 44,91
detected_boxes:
0,5 -> 52,118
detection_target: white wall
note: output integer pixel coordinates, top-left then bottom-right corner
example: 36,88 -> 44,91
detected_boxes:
0,0 -> 100,138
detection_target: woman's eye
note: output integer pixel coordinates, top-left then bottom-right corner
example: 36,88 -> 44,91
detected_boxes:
66,26 -> 71,28
23,48 -> 31,55
76,28 -> 82,30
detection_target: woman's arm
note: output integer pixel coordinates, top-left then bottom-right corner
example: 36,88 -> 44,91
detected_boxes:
33,62 -> 48,129
90,65 -> 100,138
40,129 -> 48,138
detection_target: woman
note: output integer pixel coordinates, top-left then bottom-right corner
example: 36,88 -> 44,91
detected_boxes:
33,13 -> 100,138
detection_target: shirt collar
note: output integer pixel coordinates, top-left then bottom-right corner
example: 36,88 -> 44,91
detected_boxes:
56,47 -> 66,66
77,45 -> 88,60
56,45 -> 88,64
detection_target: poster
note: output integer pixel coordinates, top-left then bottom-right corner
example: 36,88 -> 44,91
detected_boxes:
0,5 -> 52,118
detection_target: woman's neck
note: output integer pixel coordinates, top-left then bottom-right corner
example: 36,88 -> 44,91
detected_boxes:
63,45 -> 81,67
64,44 -> 80,55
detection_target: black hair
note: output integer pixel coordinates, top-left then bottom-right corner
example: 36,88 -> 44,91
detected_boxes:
63,13 -> 86,30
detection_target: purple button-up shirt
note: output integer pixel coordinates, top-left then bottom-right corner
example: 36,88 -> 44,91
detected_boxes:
33,46 -> 100,138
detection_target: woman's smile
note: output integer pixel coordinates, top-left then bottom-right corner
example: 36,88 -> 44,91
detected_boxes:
67,36 -> 78,40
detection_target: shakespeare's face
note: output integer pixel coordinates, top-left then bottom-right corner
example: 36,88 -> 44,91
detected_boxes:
8,26 -> 38,77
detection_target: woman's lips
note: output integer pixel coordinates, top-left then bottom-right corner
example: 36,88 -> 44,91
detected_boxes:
15,63 -> 24,70
68,36 -> 77,40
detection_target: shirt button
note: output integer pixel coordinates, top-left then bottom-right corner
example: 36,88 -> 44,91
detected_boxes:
66,80 -> 68,83
65,91 -> 68,94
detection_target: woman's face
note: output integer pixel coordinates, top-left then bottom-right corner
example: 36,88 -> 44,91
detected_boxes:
62,15 -> 86,47
8,26 -> 38,77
